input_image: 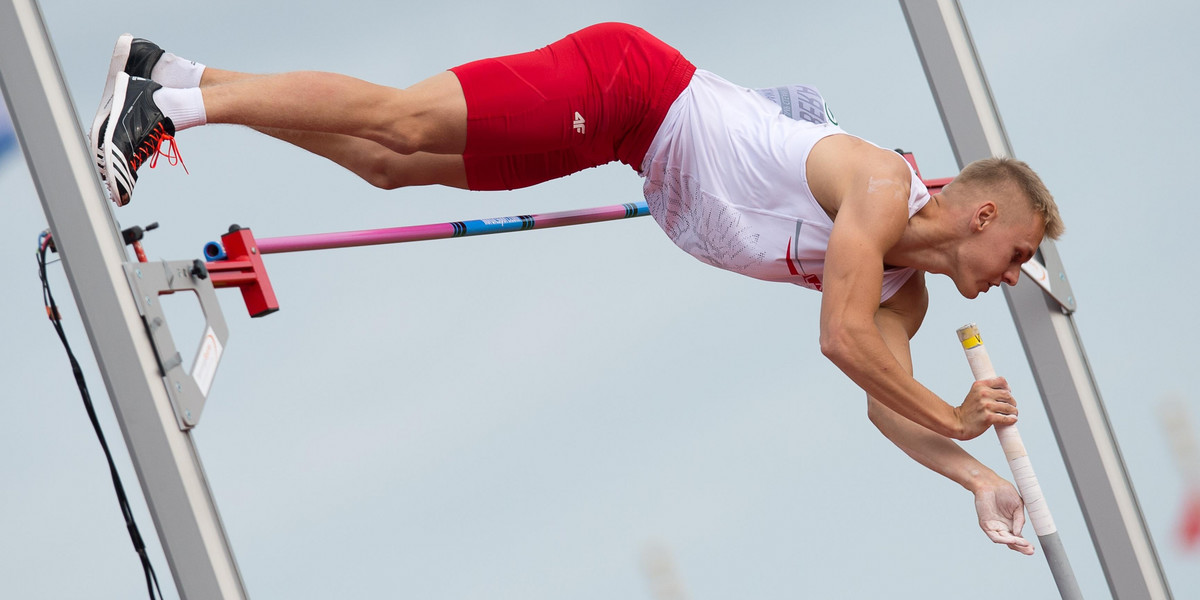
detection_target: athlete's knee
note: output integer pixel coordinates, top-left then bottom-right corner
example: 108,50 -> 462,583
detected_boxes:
364,167 -> 408,190
353,148 -> 412,190
364,157 -> 422,190
370,169 -> 439,190
362,152 -> 465,190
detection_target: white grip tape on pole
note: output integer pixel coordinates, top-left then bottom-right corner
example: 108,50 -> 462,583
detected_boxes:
957,323 -> 1058,536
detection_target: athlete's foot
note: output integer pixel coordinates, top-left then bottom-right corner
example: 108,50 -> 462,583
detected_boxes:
89,34 -> 165,179
99,72 -> 180,206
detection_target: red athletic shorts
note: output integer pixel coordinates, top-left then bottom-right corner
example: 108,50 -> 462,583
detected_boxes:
449,23 -> 696,191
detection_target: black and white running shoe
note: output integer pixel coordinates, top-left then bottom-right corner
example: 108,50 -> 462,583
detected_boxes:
100,72 -> 179,206
89,34 -> 165,182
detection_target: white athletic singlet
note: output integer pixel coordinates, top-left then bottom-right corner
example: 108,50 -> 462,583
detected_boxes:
640,70 -> 930,302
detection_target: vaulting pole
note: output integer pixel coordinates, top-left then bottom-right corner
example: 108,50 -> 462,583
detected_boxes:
959,324 -> 1082,599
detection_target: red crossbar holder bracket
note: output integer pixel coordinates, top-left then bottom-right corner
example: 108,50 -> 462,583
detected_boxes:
206,226 -> 279,318
897,149 -> 953,194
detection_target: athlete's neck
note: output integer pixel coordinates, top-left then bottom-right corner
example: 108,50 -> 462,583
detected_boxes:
885,193 -> 959,276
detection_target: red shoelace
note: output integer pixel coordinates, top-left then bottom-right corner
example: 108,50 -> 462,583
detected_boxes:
133,122 -> 188,175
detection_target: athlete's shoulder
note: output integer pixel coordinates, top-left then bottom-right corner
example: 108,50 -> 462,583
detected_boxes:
810,133 -> 908,176
807,136 -> 911,215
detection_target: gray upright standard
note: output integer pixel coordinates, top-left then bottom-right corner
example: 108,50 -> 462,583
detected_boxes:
0,0 -> 249,598
899,1 -> 1173,598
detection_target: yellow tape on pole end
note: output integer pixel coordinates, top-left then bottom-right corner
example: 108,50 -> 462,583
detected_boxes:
956,323 -> 982,349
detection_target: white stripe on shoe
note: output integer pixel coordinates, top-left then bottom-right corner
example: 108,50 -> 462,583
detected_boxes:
89,34 -> 132,174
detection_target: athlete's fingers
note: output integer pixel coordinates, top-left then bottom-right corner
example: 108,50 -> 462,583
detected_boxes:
989,412 -> 1018,426
983,523 -> 1033,553
983,526 -> 1022,546
989,400 -> 1018,416
982,376 -> 1010,391
1012,502 -> 1027,536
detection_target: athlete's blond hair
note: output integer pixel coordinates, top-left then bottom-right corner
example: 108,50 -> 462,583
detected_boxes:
954,157 -> 1063,240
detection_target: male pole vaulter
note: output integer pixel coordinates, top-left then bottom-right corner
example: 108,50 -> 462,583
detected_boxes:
91,23 -> 1062,554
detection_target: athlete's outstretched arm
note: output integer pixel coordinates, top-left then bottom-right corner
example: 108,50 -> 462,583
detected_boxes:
869,275 -> 1032,554
809,138 -> 1015,440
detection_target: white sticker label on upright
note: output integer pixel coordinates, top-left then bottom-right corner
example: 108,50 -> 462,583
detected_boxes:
1020,258 -> 1052,294
192,327 -> 224,397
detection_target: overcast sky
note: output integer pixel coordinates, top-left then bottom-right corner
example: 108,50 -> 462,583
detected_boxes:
2,1 -> 1199,598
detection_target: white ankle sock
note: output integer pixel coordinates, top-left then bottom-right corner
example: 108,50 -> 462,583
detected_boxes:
151,53 -> 206,89
152,87 -> 207,131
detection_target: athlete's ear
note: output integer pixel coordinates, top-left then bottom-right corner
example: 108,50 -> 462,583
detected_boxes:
974,201 -> 997,232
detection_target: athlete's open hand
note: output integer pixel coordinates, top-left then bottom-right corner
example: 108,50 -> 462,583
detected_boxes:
953,377 -> 1018,440
974,475 -> 1035,555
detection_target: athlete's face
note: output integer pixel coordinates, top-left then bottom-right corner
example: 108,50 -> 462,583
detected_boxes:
955,201 -> 1045,299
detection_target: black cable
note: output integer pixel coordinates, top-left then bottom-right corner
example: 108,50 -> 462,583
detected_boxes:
37,232 -> 166,600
